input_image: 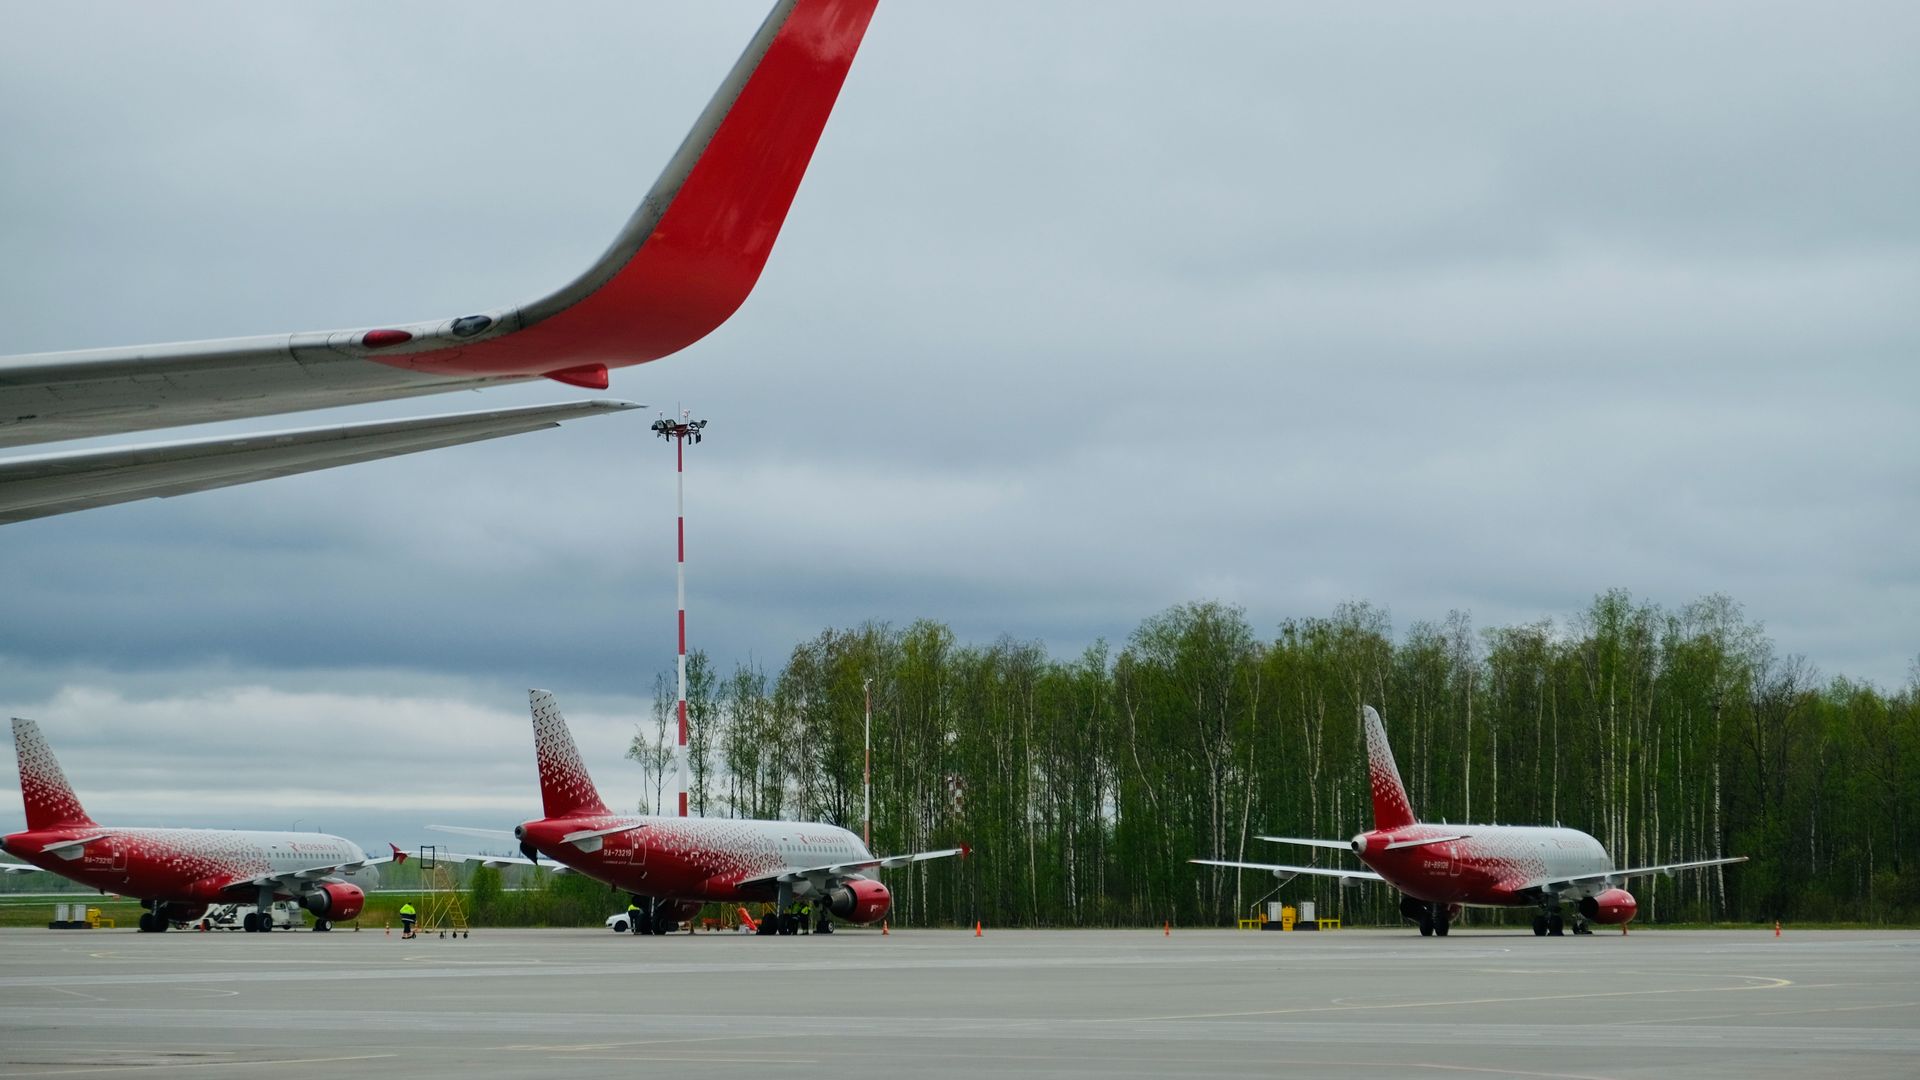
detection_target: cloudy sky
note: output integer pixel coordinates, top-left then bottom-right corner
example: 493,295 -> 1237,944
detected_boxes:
2,1 -> 1914,847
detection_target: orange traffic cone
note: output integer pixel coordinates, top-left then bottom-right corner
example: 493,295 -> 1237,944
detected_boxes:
1164,920 -> 1170,937
1774,920 -> 1781,937
881,921 -> 889,936
974,920 -> 983,937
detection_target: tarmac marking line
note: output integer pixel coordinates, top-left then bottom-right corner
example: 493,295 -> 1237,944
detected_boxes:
1119,975 -> 1794,1022
1616,999 -> 1920,1026
0,1053 -> 397,1077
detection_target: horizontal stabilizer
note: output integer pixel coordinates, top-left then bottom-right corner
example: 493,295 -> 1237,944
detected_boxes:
38,833 -> 111,861
1191,858 -> 1384,886
424,825 -> 519,843
561,824 -> 645,853
1384,834 -> 1468,851
1257,836 -> 1353,851
0,400 -> 639,525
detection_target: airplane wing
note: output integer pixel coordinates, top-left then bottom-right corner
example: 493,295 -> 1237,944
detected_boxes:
1539,856 -> 1749,893
0,862 -> 46,874
0,0 -> 879,451
0,400 -> 637,525
1191,858 -> 1385,885
1256,836 -> 1355,851
419,850 -> 577,875
741,847 -> 968,889
242,843 -> 411,893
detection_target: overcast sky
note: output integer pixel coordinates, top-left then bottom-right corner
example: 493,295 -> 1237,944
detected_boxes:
2,1 -> 1914,848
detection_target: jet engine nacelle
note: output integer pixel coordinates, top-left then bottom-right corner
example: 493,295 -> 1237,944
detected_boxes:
300,881 -> 366,921
1579,888 -> 1637,925
824,878 -> 891,924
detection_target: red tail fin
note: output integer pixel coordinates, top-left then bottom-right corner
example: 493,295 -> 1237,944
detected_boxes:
1362,706 -> 1417,831
10,718 -> 96,831
530,690 -> 611,820
389,843 -> 409,865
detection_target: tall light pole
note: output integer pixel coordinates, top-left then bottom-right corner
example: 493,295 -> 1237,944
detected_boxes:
653,410 -> 708,817
863,678 -> 872,848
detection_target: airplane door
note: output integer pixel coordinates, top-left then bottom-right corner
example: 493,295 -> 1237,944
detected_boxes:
1448,842 -> 1463,877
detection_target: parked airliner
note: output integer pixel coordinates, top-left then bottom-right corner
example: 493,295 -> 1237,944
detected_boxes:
430,690 -> 962,935
1195,706 -> 1745,936
2,718 -> 401,932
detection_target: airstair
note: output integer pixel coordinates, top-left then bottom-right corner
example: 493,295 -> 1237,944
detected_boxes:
413,845 -> 470,939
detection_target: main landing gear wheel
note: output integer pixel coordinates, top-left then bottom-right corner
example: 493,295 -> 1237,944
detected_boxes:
1547,912 -> 1565,936
137,912 -> 153,932
1417,910 -> 1434,937
755,916 -> 777,936
313,919 -> 331,933
652,909 -> 677,935
1532,914 -> 1548,936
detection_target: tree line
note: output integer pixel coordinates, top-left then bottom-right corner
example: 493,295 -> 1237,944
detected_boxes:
624,591 -> 1918,928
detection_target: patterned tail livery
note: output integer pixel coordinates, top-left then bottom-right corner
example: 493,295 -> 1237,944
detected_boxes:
10,717 -> 96,831
1361,706 -> 1417,830
530,690 -> 610,819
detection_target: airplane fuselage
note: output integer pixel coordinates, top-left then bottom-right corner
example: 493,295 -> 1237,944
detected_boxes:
1354,823 -> 1612,907
0,825 -> 377,903
521,813 -> 874,904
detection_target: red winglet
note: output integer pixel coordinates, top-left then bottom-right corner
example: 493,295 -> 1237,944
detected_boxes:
542,364 -> 610,390
389,843 -> 409,865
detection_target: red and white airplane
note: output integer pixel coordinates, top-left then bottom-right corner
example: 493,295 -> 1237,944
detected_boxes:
431,690 -> 962,935
0,0 -> 878,523
1196,706 -> 1745,936
1,717 -> 403,932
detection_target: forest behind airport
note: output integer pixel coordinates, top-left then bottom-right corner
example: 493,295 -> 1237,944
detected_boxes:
634,590 -> 1919,928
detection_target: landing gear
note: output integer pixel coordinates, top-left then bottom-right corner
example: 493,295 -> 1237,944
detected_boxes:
138,912 -> 155,933
1532,914 -> 1548,936
1547,912 -> 1564,937
651,907 -> 677,935
755,914 -> 777,936
1432,903 -> 1450,937
1571,917 -> 1593,936
312,919 -> 331,933
814,916 -> 833,935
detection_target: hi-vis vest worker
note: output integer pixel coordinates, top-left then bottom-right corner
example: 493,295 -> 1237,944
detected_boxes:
400,902 -> 417,938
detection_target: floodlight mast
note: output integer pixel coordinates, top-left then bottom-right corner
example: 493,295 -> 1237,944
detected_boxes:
652,410 -> 708,817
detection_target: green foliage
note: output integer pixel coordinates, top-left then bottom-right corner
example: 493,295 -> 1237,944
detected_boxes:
679,596 -> 1917,928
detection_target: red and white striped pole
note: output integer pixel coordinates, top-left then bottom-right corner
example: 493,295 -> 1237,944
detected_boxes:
654,410 -> 707,818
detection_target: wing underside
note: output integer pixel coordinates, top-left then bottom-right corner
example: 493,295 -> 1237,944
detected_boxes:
0,400 -> 637,524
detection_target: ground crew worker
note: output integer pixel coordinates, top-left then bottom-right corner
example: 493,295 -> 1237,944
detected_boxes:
399,902 -> 416,939
628,900 -> 643,935
799,900 -> 811,935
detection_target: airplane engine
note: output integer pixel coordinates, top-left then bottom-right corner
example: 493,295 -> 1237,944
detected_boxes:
1579,888 -> 1637,925
300,881 -> 366,921
157,902 -> 207,923
824,878 -> 891,924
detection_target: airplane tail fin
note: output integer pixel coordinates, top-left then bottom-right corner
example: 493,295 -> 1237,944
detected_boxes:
10,718 -> 96,831
1361,706 -> 1417,831
529,690 -> 612,820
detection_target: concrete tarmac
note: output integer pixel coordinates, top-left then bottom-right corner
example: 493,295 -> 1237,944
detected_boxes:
1,925 -> 1915,1079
